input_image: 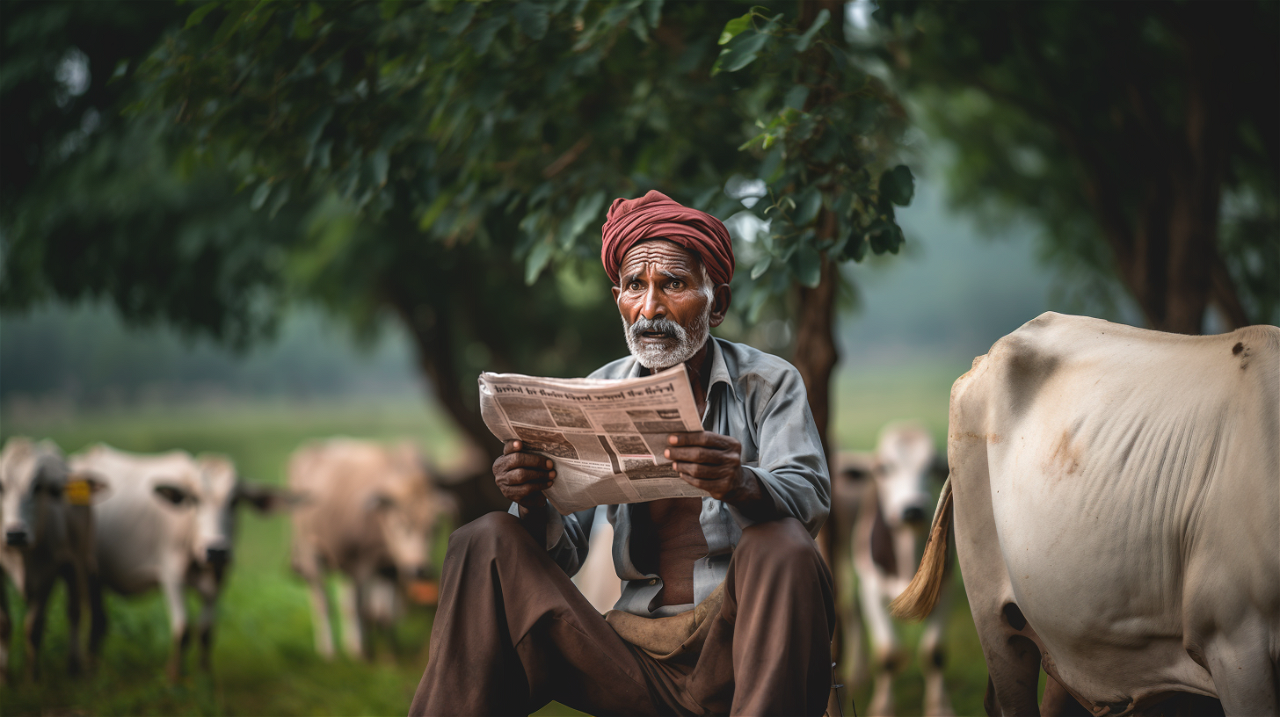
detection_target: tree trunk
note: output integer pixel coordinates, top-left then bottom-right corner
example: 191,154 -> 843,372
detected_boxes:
792,239 -> 840,558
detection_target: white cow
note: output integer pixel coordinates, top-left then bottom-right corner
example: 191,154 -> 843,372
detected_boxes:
0,438 -> 105,680
71,445 -> 287,679
831,424 -> 954,717
573,505 -> 623,614
892,313 -> 1279,716
288,439 -> 452,660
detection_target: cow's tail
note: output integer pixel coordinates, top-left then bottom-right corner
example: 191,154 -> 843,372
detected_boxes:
889,476 -> 953,621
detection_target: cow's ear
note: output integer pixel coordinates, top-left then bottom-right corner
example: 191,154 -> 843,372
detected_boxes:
234,482 -> 299,513
365,493 -> 395,512
65,472 -> 111,505
154,483 -> 195,507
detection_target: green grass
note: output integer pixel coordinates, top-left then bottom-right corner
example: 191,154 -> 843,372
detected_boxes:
2,361 -> 994,716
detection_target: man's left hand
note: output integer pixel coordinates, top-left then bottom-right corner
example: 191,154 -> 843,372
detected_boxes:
665,432 -> 762,505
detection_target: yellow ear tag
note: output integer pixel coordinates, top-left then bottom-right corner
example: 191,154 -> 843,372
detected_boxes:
65,479 -> 93,506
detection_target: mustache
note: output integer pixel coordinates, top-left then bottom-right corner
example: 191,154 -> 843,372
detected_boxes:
626,316 -> 686,339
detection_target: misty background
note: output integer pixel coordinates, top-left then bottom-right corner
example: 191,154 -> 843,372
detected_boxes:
1,167 -> 1080,415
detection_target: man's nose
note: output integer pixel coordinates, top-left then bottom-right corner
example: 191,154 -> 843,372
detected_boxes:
637,284 -> 665,320
639,285 -> 665,321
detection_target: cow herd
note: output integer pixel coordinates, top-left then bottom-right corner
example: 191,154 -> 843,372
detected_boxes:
0,437 -> 453,684
2,313 -> 1277,716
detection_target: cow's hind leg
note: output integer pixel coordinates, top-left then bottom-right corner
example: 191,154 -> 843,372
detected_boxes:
974,606 -> 1041,717
920,586 -> 955,717
1203,619 -> 1277,716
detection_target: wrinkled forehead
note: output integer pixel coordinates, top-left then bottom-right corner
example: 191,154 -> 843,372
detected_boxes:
618,239 -> 703,280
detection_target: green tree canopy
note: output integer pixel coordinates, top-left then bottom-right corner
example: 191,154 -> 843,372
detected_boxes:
873,0 -> 1279,333
3,1 -> 914,471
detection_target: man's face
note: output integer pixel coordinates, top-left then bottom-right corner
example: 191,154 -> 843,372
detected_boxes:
612,240 -> 725,369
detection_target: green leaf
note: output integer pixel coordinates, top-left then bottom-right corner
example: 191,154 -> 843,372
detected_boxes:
514,2 -> 550,40
368,149 -> 389,187
718,12 -> 752,45
794,187 -> 822,226
443,1 -> 477,36
792,245 -> 822,288
268,183 -> 291,218
184,2 -> 219,30
562,190 -> 606,247
643,0 -> 663,30
525,240 -> 554,284
469,16 -> 508,55
793,8 -> 829,52
418,190 -> 454,231
783,84 -> 809,111
880,164 -> 915,206
715,30 -> 769,74
751,256 -> 772,279
250,182 -> 272,211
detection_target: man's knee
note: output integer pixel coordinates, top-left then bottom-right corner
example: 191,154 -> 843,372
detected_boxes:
737,517 -> 820,565
445,511 -> 534,561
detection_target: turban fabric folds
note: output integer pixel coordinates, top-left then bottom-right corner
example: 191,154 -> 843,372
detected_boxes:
600,190 -> 735,286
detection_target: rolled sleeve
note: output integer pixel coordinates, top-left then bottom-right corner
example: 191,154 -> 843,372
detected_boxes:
728,366 -> 830,536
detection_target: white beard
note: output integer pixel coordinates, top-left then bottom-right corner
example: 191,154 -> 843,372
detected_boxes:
622,308 -> 711,370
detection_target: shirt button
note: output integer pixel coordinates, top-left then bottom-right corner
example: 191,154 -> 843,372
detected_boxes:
649,579 -> 657,585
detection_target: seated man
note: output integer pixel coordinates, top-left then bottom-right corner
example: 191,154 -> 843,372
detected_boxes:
410,191 -> 833,717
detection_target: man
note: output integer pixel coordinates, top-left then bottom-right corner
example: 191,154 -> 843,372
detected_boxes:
410,191 -> 833,716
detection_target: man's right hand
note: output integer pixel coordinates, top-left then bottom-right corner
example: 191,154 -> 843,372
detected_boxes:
493,440 -> 556,509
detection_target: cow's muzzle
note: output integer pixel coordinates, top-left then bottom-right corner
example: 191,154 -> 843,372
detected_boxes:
206,546 -> 232,565
5,529 -> 29,548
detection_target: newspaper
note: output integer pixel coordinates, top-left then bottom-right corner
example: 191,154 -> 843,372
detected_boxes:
478,366 -> 709,515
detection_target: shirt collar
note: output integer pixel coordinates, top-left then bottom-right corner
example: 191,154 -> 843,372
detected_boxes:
623,336 -> 736,400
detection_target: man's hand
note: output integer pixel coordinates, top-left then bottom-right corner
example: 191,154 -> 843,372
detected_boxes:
665,431 -> 763,505
493,440 -> 556,510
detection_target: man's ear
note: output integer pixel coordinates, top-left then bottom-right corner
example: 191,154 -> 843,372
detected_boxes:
709,284 -> 732,328
154,483 -> 196,507
611,285 -> 621,303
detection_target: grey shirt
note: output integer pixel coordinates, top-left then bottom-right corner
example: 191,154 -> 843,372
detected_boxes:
510,337 -> 830,617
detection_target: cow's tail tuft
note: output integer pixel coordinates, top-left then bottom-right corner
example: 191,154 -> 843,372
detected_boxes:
889,476 -> 953,621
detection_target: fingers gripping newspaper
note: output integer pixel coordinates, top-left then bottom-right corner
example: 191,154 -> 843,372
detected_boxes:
478,366 -> 710,515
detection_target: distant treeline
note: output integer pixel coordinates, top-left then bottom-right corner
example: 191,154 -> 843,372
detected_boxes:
1,305 -> 422,408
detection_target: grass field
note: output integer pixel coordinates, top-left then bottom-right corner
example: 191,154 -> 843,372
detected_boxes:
1,359 -> 1000,716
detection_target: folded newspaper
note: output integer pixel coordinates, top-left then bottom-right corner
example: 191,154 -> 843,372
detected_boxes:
478,366 -> 709,515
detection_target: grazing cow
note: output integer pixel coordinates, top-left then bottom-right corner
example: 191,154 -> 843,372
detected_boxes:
70,444 -> 287,679
0,438 -> 105,680
288,439 -> 451,660
830,423 -> 954,717
892,313 -> 1279,716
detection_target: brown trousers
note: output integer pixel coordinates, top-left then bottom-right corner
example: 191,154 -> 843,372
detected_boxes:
409,512 -> 834,717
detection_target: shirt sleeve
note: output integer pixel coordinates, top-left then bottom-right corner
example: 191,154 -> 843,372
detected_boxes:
506,502 -> 596,577
724,364 -> 831,537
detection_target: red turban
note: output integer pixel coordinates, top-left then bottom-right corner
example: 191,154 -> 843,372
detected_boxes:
600,190 -> 734,286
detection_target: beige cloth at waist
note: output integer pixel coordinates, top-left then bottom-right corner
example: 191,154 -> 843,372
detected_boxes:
604,582 -> 725,662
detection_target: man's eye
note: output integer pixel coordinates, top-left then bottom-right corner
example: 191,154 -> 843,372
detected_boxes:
628,281 -> 641,290
669,280 -> 683,289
